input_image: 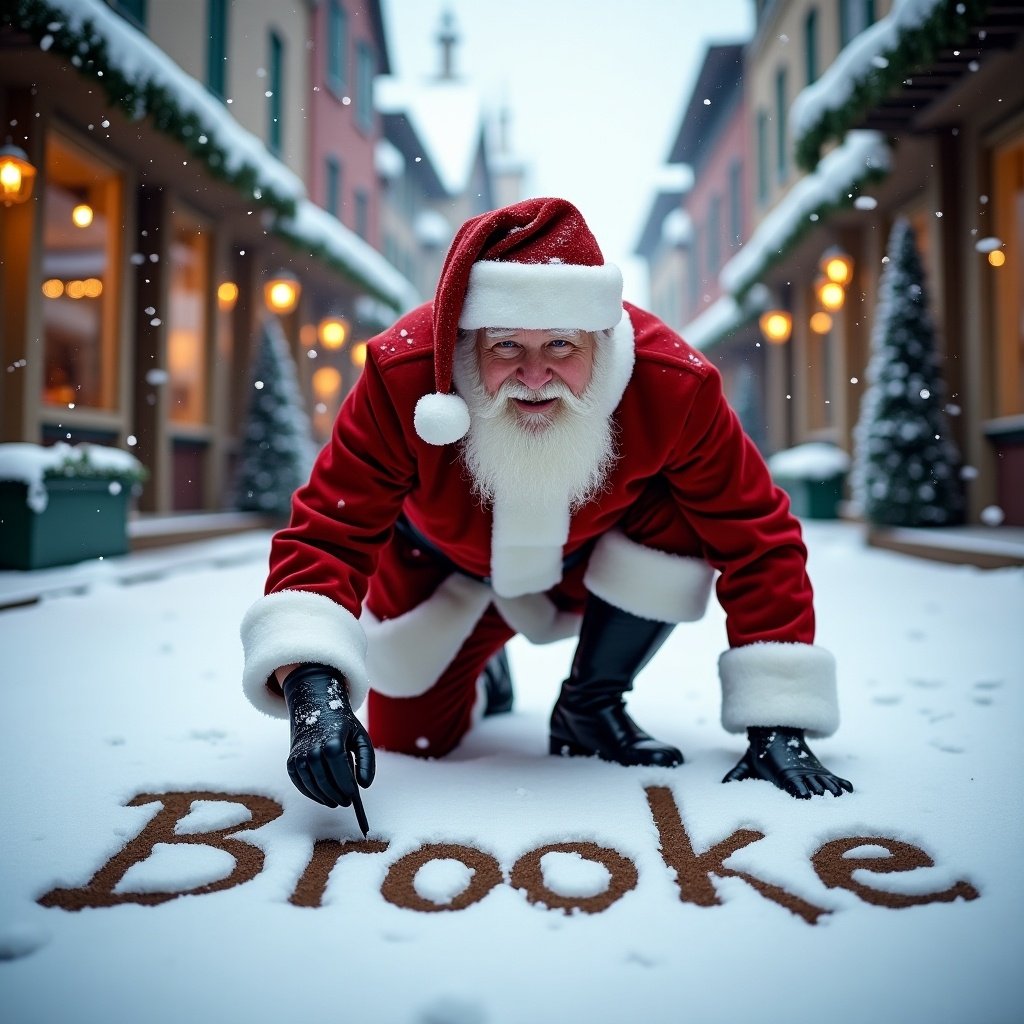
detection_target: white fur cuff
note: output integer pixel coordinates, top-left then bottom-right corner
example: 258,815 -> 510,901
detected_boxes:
240,590 -> 370,717
583,530 -> 715,623
719,642 -> 839,738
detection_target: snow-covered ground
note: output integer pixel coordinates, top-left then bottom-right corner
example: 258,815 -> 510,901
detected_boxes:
1,522 -> 1021,1024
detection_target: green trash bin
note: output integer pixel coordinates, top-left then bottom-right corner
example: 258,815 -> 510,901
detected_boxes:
767,443 -> 850,520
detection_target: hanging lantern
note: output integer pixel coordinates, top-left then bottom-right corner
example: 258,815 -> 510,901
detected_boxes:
318,316 -> 350,350
816,277 -> 845,312
758,309 -> 792,344
820,246 -> 854,286
217,281 -> 239,311
809,311 -> 833,334
71,202 -> 94,228
263,270 -> 301,314
0,141 -> 36,206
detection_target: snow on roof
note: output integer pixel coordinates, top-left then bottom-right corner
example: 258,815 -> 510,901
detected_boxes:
719,130 -> 891,296
375,75 -> 484,196
661,209 -> 694,247
375,138 -> 405,181
790,0 -> 945,143
653,163 -> 694,193
415,209 -> 453,248
278,201 -> 419,312
40,0 -> 413,310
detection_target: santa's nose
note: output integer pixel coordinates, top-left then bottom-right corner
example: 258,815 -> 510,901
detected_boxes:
516,351 -> 552,389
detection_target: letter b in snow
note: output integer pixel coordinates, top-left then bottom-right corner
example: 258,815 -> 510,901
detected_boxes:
37,791 -> 282,911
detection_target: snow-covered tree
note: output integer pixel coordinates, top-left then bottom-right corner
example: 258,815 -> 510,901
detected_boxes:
851,217 -> 965,527
232,318 -> 318,518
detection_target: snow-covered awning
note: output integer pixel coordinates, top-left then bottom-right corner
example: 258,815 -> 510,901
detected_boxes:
17,0 -> 416,312
791,0 -> 979,170
719,130 -> 891,298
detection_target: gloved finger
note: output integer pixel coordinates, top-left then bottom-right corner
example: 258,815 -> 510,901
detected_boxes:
722,758 -> 750,784
289,758 -> 336,807
804,774 -> 826,797
786,776 -> 812,799
837,775 -> 854,793
312,743 -> 353,806
351,731 -> 376,787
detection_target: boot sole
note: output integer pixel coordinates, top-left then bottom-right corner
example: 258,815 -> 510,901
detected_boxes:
549,735 -> 684,767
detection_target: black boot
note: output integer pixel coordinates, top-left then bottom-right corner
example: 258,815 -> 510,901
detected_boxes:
480,647 -> 513,716
549,595 -> 683,767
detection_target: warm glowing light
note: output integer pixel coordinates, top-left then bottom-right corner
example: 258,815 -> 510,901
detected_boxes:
817,278 -> 846,312
312,366 -> 342,398
0,142 -> 36,205
217,281 -> 239,311
820,247 -> 854,286
71,202 -> 94,228
263,271 -> 300,314
350,341 -> 368,367
299,323 -> 318,348
810,311 -> 833,334
41,278 -> 64,298
758,310 -> 792,344
318,316 -> 349,349
988,250 -> 1006,268
82,277 -> 103,298
66,279 -> 87,299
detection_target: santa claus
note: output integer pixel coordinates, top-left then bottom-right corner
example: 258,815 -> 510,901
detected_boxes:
240,197 -> 852,830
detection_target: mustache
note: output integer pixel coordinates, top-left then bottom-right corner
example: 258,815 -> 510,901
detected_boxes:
473,379 -> 581,421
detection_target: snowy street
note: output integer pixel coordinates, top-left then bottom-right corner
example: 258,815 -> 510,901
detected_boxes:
1,521 -> 1022,1024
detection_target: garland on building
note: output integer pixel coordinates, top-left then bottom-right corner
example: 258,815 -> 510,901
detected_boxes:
1,0 -> 412,314
795,0 -> 988,173
850,218 -> 965,528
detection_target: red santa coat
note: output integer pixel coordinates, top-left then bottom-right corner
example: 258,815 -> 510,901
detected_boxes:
240,303 -> 839,738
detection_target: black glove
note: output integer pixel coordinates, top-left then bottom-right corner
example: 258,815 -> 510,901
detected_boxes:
723,726 -> 853,799
282,664 -> 375,830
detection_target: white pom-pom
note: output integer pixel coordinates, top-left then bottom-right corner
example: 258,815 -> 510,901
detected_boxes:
414,392 -> 471,445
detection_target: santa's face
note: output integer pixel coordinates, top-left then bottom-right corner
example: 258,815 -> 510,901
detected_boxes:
475,328 -> 595,429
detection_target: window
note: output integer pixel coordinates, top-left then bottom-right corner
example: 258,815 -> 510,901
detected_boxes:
756,110 -> 769,204
804,8 -> 818,85
206,0 -> 228,99
108,0 -> 146,30
325,156 -> 341,217
775,67 -> 788,184
167,213 -> 210,426
992,134 -> 1024,416
728,159 -> 743,245
839,0 -> 852,49
268,30 -> 284,155
356,41 -> 375,132
840,0 -> 876,49
354,189 -> 369,239
687,225 -> 701,313
327,0 -> 348,94
707,195 -> 721,276
41,134 -> 121,410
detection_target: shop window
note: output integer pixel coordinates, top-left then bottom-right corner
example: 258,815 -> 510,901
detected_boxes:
41,134 -> 121,410
992,136 -> 1024,416
167,213 -> 210,425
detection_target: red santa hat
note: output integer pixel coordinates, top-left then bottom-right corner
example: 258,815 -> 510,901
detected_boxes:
413,197 -> 624,445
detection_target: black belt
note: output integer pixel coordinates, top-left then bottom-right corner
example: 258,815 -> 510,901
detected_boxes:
394,515 -> 592,587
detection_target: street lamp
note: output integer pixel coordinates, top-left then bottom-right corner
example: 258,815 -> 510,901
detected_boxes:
758,309 -> 793,344
816,277 -> 846,312
0,141 -> 36,206
217,281 -> 239,311
263,270 -> 301,315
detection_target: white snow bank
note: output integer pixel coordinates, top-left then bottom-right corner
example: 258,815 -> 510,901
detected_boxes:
768,442 -> 851,479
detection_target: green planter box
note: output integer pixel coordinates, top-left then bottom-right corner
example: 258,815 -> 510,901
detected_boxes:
774,473 -> 845,520
0,477 -> 132,570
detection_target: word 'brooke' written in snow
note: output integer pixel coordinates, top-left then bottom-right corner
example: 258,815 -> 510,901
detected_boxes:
38,787 -> 979,926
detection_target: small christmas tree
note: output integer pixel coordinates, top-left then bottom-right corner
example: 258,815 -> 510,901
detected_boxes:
233,318 -> 318,518
851,217 -> 965,527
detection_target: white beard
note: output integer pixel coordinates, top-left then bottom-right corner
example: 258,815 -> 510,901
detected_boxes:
452,341 -> 618,515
